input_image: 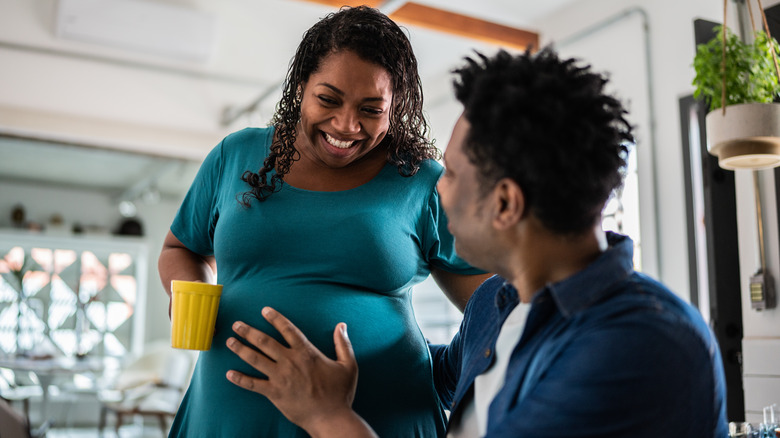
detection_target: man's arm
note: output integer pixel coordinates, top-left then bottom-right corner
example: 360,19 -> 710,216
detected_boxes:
226,307 -> 378,438
430,273 -> 500,410
428,337 -> 461,410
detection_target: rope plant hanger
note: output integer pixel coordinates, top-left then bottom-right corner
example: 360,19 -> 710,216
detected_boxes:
701,0 -> 780,170
720,0 -> 780,116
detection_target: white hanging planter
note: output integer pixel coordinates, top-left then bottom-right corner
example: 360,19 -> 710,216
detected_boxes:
705,102 -> 780,170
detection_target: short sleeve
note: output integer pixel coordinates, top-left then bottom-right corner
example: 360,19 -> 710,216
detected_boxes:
170,140 -> 225,256
421,187 -> 485,275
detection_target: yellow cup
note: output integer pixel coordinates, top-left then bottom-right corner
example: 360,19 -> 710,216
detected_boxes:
171,280 -> 223,351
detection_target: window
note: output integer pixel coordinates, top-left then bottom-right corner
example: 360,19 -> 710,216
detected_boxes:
414,276 -> 462,344
0,231 -> 147,359
603,149 -> 642,270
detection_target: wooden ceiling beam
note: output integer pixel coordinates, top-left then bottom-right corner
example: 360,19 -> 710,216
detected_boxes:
298,1 -> 539,51
390,3 -> 538,50
307,0 -> 384,7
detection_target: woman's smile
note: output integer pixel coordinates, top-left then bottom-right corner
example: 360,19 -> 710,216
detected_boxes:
317,131 -> 364,159
323,132 -> 358,149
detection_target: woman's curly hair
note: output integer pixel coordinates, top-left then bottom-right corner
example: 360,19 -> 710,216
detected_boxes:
452,48 -> 634,234
240,6 -> 437,205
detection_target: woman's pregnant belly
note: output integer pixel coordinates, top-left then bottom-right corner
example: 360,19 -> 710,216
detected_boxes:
195,277 -> 439,428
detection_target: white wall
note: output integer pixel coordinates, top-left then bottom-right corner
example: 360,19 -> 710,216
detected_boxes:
536,0 -> 780,423
735,167 -> 780,424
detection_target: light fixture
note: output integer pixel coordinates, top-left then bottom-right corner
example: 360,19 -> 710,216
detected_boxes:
118,200 -> 137,218
141,186 -> 161,204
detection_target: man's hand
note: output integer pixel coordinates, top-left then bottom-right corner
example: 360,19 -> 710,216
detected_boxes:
226,307 -> 376,437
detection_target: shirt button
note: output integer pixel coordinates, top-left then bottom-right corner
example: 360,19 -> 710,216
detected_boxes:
484,348 -> 491,358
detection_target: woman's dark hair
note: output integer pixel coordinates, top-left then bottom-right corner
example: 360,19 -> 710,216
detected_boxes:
240,6 -> 437,205
452,48 -> 634,234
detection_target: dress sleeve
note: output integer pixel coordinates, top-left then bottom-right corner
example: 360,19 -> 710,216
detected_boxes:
170,140 -> 225,256
421,187 -> 485,275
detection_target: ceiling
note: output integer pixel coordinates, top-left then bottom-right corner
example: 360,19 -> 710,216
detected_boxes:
0,135 -> 201,200
0,0 -> 583,203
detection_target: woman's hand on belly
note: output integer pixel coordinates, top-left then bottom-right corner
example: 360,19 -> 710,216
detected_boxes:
225,307 -> 378,438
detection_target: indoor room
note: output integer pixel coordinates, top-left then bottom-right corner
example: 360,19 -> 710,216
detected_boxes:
1,0 -> 779,436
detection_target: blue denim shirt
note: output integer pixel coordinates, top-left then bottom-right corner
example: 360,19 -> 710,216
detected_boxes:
430,233 -> 728,437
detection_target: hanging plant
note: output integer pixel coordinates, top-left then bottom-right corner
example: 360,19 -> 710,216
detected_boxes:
691,0 -> 780,170
693,25 -> 780,111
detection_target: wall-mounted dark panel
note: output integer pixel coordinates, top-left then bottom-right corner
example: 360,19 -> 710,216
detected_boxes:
687,18 -> 745,422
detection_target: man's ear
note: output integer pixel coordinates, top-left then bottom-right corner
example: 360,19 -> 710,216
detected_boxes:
492,178 -> 524,230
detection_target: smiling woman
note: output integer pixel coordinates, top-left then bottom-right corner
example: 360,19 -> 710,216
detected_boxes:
286,50 -> 393,189
237,5 -> 439,205
157,5 -> 490,438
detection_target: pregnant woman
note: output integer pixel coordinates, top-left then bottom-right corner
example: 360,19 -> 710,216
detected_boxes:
158,6 -> 488,437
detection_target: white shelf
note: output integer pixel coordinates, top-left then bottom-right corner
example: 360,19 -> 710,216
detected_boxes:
0,228 -> 147,253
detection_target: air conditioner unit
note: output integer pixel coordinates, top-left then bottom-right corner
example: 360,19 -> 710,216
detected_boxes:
56,0 -> 217,63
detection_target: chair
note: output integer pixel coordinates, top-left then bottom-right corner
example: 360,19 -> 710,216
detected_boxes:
0,396 -> 30,438
98,342 -> 196,437
0,396 -> 51,438
0,368 -> 43,429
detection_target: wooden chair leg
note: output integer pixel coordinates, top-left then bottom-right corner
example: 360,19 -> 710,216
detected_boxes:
22,398 -> 30,424
157,414 -> 168,437
115,412 -> 123,436
98,406 -> 107,436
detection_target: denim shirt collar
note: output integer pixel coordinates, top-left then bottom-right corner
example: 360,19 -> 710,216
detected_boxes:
494,280 -> 519,314
534,232 -> 634,318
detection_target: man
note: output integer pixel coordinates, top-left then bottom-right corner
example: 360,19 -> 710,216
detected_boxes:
224,48 -> 728,437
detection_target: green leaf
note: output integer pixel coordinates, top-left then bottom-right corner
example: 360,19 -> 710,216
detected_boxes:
692,25 -> 780,111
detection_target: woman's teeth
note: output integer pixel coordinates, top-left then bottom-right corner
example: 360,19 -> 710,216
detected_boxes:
324,133 -> 355,149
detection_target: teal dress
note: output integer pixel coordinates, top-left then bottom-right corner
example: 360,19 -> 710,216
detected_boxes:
168,127 -> 481,437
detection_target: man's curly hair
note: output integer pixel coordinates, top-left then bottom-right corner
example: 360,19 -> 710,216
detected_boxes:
452,48 -> 634,234
240,6 -> 437,205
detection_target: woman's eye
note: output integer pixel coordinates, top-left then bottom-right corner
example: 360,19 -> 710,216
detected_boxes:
362,108 -> 383,115
318,95 -> 337,105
